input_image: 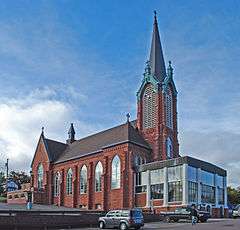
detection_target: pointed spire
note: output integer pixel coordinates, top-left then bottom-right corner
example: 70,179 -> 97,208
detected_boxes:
167,61 -> 173,78
41,127 -> 45,137
67,123 -> 75,144
149,11 -> 166,82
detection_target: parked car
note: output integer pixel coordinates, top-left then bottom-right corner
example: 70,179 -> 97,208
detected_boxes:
98,209 -> 144,230
160,207 -> 210,223
232,205 -> 240,218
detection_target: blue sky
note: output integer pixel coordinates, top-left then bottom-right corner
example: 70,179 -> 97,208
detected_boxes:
0,0 -> 239,186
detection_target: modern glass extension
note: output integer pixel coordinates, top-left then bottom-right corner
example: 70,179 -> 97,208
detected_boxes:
134,156 -> 227,211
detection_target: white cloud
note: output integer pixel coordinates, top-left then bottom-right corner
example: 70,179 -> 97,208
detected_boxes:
0,88 -> 96,173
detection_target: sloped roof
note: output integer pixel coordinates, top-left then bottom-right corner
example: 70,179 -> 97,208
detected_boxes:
53,121 -> 151,164
44,138 -> 67,162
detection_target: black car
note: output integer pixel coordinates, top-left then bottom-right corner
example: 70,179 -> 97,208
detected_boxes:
98,209 -> 144,230
160,207 -> 210,223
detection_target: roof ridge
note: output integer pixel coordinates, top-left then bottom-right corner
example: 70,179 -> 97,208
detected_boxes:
45,138 -> 67,146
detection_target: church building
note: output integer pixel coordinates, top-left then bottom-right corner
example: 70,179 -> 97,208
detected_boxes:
30,14 -> 228,217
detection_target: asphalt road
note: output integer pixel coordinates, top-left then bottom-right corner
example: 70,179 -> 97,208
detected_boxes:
70,219 -> 240,230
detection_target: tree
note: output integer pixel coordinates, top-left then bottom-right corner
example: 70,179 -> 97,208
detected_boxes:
0,171 -> 6,196
8,171 -> 31,188
228,186 -> 240,206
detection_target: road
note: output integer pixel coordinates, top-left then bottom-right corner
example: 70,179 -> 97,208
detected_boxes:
69,219 -> 240,230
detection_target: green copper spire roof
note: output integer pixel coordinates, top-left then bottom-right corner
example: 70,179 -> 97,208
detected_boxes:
149,11 -> 166,82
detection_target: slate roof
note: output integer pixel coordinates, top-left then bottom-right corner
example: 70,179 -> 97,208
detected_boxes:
44,138 -> 67,162
43,121 -> 150,164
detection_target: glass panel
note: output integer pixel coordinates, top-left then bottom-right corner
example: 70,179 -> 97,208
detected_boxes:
188,181 -> 198,203
80,165 -> 87,194
151,169 -> 164,184
218,188 -> 224,205
150,183 -> 164,199
201,184 -> 215,204
168,181 -> 182,202
188,166 -> 197,182
135,185 -> 147,193
111,155 -> 121,189
168,166 -> 182,182
201,170 -> 214,186
95,162 -> 103,192
216,175 -> 224,188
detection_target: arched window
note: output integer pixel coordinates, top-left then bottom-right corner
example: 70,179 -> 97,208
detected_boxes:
80,165 -> 87,194
37,163 -> 44,189
111,155 -> 121,189
143,84 -> 157,129
166,137 -> 173,159
134,155 -> 143,166
66,168 -> 73,195
165,86 -> 173,128
54,172 -> 61,197
95,162 -> 103,192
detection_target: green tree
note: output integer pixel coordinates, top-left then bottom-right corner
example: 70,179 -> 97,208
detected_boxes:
228,186 -> 240,205
0,171 -> 6,196
8,171 -> 30,187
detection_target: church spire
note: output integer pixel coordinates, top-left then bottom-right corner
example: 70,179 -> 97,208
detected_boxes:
149,11 -> 166,82
67,123 -> 75,144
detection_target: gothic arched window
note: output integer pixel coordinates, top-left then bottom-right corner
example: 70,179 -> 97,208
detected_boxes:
95,161 -> 103,192
37,163 -> 44,189
80,165 -> 87,194
165,86 -> 173,129
54,172 -> 61,197
166,137 -> 173,159
66,168 -> 73,195
111,155 -> 121,189
143,84 -> 157,129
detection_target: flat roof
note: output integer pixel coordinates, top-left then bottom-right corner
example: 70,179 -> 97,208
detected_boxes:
137,156 -> 227,177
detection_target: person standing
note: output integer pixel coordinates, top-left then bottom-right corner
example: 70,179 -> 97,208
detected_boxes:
191,204 -> 198,225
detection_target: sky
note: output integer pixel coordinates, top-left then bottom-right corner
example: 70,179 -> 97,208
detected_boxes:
0,0 -> 239,187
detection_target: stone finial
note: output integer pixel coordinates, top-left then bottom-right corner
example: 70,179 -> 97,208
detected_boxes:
126,113 -> 130,123
167,60 -> 173,77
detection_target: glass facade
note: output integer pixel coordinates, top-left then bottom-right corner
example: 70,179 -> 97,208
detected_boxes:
168,165 -> 182,182
188,166 -> 197,182
151,169 -> 164,184
218,188 -> 224,205
168,181 -> 182,202
188,181 -> 198,203
151,183 -> 164,199
201,184 -> 215,204
201,170 -> 214,186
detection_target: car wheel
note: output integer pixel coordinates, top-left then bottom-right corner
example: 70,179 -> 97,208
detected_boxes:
119,222 -> 128,230
99,221 -> 105,229
164,216 -> 171,223
135,227 -> 141,230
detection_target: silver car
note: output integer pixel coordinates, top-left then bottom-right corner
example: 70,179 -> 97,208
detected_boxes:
98,209 -> 144,230
233,205 -> 240,218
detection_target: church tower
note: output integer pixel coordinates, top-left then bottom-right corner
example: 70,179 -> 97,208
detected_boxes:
136,12 -> 179,161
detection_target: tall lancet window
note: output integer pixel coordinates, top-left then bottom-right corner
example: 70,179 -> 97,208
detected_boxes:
165,86 -> 173,129
143,84 -> 156,129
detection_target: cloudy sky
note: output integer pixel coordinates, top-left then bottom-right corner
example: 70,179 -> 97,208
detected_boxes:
0,0 -> 239,187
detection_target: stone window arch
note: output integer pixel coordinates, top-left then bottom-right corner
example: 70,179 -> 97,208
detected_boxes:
54,171 -> 61,197
111,155 -> 121,189
37,163 -> 44,189
66,168 -> 73,195
95,161 -> 103,192
80,165 -> 88,194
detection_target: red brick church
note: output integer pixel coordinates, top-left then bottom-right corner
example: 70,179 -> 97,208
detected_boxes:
31,14 -> 227,216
